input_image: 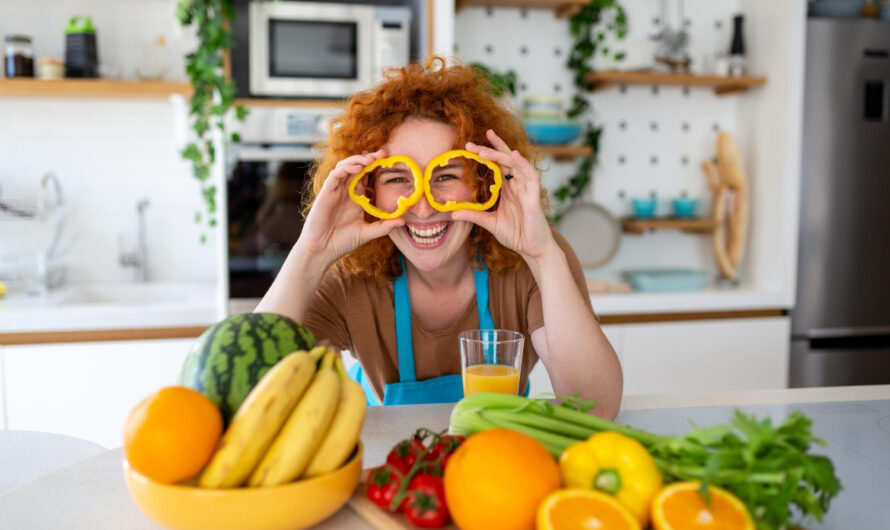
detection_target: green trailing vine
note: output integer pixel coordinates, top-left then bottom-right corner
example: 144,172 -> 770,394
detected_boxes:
176,0 -> 249,243
551,0 -> 628,221
471,62 -> 518,99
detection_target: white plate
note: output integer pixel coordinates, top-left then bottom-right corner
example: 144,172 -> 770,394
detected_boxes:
557,202 -> 621,267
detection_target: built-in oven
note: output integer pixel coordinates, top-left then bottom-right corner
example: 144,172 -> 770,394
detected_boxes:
247,0 -> 411,98
227,106 -> 340,314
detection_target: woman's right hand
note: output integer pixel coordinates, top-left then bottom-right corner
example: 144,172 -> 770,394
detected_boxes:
296,149 -> 405,267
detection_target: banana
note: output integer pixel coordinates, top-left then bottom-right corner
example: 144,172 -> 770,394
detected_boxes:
303,353 -> 367,478
248,351 -> 341,487
198,348 -> 323,488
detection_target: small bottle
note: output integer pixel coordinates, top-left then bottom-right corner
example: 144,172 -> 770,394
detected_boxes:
728,14 -> 746,77
5,35 -> 35,78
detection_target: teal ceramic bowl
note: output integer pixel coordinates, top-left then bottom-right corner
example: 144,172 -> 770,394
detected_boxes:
631,198 -> 658,218
622,269 -> 708,292
524,120 -> 582,145
672,198 -> 699,218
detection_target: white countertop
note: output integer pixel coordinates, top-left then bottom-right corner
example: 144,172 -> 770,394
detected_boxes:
0,281 -> 788,337
590,287 -> 789,316
0,385 -> 888,529
0,282 -> 219,333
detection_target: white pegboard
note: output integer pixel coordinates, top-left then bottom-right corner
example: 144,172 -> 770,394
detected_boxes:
454,1 -> 748,282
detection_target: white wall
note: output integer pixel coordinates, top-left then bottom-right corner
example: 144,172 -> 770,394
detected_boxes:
452,1 -> 805,307
0,0 -> 217,285
0,0 -> 192,82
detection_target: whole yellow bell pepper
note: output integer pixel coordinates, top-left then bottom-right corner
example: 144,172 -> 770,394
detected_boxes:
559,431 -> 662,527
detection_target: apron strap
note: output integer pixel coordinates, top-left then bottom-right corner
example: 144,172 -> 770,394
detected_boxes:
394,255 -> 417,382
473,264 -> 495,329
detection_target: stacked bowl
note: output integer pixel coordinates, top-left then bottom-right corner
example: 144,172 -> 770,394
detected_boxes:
522,96 -> 583,145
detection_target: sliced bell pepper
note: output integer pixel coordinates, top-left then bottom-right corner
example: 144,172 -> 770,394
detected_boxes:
347,155 -> 424,219
558,430 -> 663,527
423,149 -> 502,213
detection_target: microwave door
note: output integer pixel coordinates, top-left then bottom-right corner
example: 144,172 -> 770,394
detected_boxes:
249,2 -> 375,98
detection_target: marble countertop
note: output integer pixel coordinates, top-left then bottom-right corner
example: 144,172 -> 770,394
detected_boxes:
1,385 -> 888,529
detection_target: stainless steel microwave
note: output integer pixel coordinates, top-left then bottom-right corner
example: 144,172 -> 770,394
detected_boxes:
248,1 -> 411,98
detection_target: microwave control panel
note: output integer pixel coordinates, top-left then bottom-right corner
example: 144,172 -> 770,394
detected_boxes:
234,107 -> 342,144
374,7 -> 412,79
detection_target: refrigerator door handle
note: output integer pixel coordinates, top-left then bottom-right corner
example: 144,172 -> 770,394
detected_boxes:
806,326 -> 890,339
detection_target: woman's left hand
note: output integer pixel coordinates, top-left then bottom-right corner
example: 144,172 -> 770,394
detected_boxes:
451,129 -> 556,262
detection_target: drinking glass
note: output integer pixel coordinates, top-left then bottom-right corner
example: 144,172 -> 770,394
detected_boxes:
459,329 -> 524,396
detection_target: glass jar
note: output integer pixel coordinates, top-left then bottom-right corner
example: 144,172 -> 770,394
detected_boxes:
5,34 -> 35,78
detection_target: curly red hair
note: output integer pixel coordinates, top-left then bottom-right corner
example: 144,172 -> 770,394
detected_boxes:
306,56 -> 547,281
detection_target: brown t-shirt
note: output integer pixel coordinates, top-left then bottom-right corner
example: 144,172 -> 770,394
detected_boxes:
303,228 -> 594,402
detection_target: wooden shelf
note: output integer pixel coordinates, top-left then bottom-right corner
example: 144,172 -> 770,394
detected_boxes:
584,71 -> 767,96
622,217 -> 716,235
455,0 -> 589,18
235,98 -> 348,109
0,78 -> 191,99
532,144 -> 593,161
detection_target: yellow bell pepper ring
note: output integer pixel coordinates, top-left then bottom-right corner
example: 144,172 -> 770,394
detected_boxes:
347,155 -> 424,220
423,149 -> 502,212
558,431 -> 663,527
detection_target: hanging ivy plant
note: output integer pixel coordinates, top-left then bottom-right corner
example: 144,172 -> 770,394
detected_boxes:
552,0 -> 628,222
176,0 -> 249,243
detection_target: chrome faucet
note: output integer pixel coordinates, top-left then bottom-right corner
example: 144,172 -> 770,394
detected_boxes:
119,199 -> 150,282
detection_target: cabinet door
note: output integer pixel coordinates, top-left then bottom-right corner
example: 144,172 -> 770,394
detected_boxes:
4,339 -> 193,449
528,324 -> 624,396
0,346 -> 6,429
618,317 -> 790,396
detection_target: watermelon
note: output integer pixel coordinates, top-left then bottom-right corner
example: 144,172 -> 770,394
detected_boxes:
180,312 -> 316,425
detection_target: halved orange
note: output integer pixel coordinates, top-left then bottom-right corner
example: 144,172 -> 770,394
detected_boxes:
537,489 -> 641,530
651,481 -> 755,530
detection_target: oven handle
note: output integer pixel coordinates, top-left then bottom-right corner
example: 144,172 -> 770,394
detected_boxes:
235,147 -> 319,161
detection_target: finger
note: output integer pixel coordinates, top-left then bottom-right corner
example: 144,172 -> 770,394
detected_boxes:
335,155 -> 374,172
451,208 -> 497,233
509,150 -> 540,184
485,129 -> 513,154
363,217 -> 405,240
466,143 -> 514,171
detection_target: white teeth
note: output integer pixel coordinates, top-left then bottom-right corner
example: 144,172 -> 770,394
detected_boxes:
407,223 -> 447,244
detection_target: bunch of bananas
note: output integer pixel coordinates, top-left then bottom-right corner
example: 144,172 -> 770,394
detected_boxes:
198,344 -> 367,488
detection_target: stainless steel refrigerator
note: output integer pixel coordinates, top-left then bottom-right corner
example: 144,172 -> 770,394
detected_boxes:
790,18 -> 890,387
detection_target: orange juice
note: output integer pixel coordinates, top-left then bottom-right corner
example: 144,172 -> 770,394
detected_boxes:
462,364 -> 520,396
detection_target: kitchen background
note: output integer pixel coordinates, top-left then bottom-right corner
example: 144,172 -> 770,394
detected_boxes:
1,0 -> 888,448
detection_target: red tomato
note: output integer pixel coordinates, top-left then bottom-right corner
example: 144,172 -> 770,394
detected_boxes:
404,474 -> 451,528
421,434 -> 465,475
386,438 -> 426,475
366,465 -> 406,512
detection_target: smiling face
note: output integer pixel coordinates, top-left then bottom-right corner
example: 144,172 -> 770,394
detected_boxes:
377,117 -> 475,272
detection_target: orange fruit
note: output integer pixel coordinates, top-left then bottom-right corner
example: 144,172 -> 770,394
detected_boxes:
444,428 -> 561,530
123,386 -> 223,484
651,481 -> 755,530
537,489 -> 641,530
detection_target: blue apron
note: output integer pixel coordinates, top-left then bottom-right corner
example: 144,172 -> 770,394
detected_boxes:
348,257 -> 529,406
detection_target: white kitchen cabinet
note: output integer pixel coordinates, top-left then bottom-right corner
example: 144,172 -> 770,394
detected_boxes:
3,338 -> 194,449
617,317 -> 790,396
0,348 -> 6,429
528,324 -> 623,396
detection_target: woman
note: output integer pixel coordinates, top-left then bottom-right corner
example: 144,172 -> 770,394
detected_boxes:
255,57 -> 622,419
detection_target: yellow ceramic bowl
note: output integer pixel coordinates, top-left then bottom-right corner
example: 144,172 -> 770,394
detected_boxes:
124,442 -> 362,530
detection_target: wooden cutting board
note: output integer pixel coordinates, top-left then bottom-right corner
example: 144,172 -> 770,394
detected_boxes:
346,470 -> 458,530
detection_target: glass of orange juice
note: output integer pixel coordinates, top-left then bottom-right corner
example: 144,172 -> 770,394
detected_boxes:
459,329 -> 524,396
